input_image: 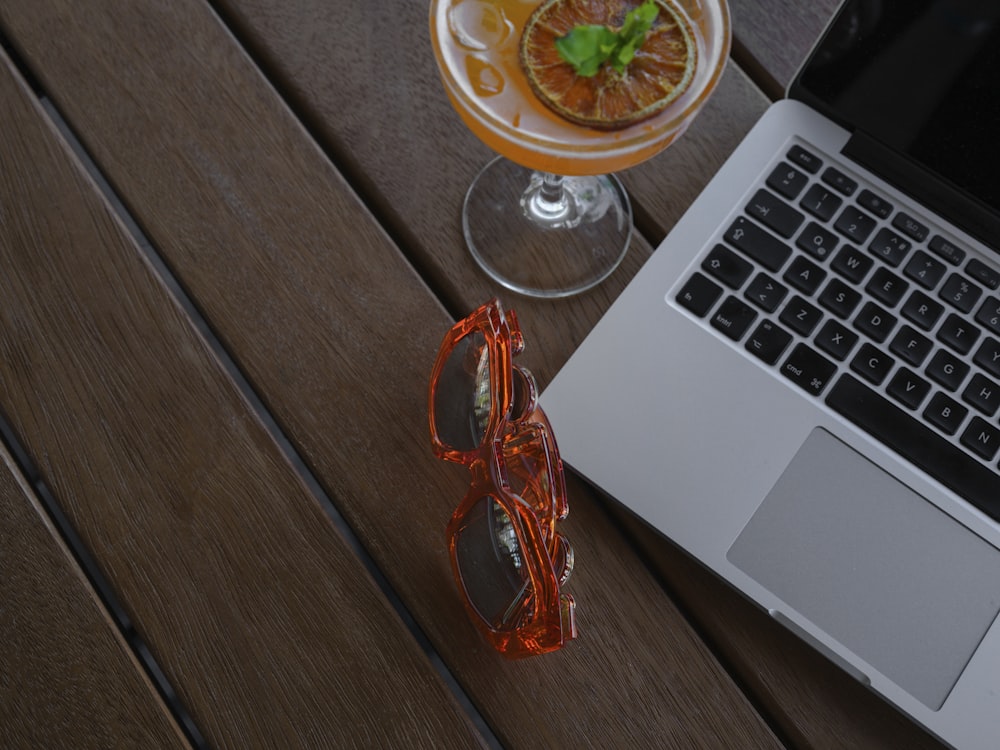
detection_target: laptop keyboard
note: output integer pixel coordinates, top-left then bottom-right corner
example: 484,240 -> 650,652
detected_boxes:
675,142 -> 1000,524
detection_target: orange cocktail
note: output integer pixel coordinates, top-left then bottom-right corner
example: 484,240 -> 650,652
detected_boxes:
430,0 -> 731,176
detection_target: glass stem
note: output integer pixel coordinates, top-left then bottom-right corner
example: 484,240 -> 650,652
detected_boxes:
523,172 -> 573,227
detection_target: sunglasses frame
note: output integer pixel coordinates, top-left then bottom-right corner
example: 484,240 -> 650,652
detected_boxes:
429,299 -> 576,658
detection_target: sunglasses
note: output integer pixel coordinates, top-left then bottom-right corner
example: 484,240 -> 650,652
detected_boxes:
429,299 -> 576,658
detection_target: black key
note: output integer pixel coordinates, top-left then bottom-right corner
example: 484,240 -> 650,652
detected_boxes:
866,267 -> 909,307
711,296 -> 757,341
831,245 -> 873,283
936,313 -> 980,355
783,255 -> 827,295
961,417 -> 1000,461
822,167 -> 858,195
967,258 -> 1000,290
818,278 -> 861,319
924,392 -> 968,436
833,206 -> 876,244
903,250 -> 946,290
800,183 -> 842,222
744,272 -> 788,313
815,319 -> 858,361
676,273 -> 723,317
926,349 -> 969,391
779,295 -> 823,336
857,189 -> 893,219
725,217 -> 792,272
868,228 -> 911,267
746,189 -> 805,238
796,221 -> 838,260
929,235 -> 966,265
891,212 -> 929,242
745,320 -> 793,365
962,373 -> 1000,417
939,273 -> 982,313
973,336 -> 1000,378
787,145 -> 822,174
853,301 -> 897,342
780,343 -> 837,396
889,325 -> 932,367
887,367 -> 931,410
974,296 -> 1000,336
901,291 -> 944,331
703,244 -> 753,289
766,162 -> 809,200
850,343 -> 895,385
826,374 -> 1000,523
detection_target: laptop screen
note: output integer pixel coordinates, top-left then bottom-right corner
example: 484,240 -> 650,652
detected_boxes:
789,0 -> 1000,248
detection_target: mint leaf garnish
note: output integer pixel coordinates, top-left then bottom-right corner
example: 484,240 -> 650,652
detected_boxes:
555,0 -> 660,77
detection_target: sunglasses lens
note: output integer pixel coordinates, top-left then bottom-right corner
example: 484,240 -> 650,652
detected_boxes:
433,331 -> 493,452
454,496 -> 530,629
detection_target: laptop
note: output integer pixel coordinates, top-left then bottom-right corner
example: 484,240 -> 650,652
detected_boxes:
541,1 -> 1000,747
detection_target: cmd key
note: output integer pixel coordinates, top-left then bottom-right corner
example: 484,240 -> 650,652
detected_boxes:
780,343 -> 837,396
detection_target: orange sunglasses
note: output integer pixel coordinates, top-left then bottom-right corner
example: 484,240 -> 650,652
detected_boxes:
429,299 -> 576,658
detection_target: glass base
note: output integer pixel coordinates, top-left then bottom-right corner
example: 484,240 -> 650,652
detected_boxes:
462,156 -> 632,299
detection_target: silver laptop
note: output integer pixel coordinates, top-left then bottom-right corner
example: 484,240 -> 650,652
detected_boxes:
541,2 -> 1000,747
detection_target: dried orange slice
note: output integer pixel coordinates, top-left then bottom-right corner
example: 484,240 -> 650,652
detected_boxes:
520,0 -> 697,130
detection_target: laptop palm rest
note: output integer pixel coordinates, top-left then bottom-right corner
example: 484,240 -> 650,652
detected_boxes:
727,427 -> 1000,709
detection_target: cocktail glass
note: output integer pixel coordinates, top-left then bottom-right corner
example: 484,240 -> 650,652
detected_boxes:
430,0 -> 731,298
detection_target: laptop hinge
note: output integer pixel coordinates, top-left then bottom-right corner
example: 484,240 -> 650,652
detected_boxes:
843,131 -> 1000,258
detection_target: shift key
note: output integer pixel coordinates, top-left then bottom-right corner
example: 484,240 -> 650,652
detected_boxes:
780,343 -> 837,396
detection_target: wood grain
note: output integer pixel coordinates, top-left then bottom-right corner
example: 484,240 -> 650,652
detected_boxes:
0,445 -> 189,749
0,39 -> 481,750
197,0 -> 944,747
728,0 -> 842,96
0,0 -> 781,746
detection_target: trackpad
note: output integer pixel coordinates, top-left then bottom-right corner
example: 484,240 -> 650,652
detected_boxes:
728,428 -> 1000,709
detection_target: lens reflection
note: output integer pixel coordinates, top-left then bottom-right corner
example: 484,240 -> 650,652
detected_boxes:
434,332 -> 493,451
454,496 -> 529,628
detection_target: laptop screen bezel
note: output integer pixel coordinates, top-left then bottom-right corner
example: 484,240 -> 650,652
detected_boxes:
787,0 -> 1000,252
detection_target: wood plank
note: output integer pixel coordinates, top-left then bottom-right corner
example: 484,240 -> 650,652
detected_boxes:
0,446 -> 189,749
0,0 -> 781,747
174,1 -> 944,748
0,41 -> 482,750
728,0 -> 842,96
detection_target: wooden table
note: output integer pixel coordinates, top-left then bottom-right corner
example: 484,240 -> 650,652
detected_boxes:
0,1 -> 949,747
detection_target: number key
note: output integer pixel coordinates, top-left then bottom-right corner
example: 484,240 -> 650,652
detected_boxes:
800,184 -> 842,222
975,296 -> 1000,336
766,162 -> 809,199
834,206 -> 876,243
869,227 -> 911,267
903,250 -> 946,289
939,273 -> 982,313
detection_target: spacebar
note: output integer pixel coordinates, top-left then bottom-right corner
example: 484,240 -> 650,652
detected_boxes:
825,374 -> 1000,523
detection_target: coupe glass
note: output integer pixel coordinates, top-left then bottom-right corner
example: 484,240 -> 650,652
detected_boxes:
430,0 -> 731,298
